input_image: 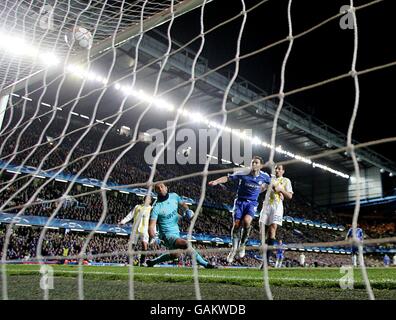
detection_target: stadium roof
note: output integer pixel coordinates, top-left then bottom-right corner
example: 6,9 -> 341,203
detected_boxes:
101,29 -> 396,178
1,0 -> 395,179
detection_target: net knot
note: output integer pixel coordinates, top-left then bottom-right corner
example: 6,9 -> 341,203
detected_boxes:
348,6 -> 356,13
346,144 -> 355,153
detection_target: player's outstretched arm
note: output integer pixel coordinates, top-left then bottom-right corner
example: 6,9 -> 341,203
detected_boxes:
208,176 -> 228,186
148,219 -> 157,244
119,206 -> 137,225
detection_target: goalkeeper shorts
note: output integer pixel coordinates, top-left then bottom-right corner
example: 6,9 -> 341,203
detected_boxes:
160,233 -> 181,250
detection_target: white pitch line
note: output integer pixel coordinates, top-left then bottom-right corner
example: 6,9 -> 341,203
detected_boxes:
7,269 -> 396,283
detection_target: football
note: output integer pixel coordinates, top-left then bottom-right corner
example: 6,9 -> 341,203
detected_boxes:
65,26 -> 93,49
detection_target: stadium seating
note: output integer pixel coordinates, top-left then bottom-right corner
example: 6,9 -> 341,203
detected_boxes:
0,117 -> 394,267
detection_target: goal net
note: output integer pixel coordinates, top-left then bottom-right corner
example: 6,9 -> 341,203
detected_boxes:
0,0 -> 395,301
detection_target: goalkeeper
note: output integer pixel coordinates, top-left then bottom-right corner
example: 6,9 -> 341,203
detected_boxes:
145,183 -> 216,269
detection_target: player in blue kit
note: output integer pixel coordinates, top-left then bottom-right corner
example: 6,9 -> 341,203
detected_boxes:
145,182 -> 216,268
345,225 -> 364,267
208,156 -> 271,263
274,240 -> 285,268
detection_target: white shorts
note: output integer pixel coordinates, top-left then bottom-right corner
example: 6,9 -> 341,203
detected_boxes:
259,204 -> 284,226
132,232 -> 149,244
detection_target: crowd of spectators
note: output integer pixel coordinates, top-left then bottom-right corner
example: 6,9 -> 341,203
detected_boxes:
0,116 -> 394,267
0,175 -> 346,246
0,225 -> 233,266
0,116 -> 353,227
0,225 -> 161,264
359,222 -> 396,238
1,225 -> 389,268
0,122 -> 235,206
282,251 -> 383,267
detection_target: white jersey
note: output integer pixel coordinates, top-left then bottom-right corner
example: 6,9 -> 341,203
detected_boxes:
260,176 -> 293,226
267,176 -> 293,207
121,204 -> 151,234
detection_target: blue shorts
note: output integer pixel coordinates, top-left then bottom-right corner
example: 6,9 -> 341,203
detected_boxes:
351,246 -> 359,254
159,233 -> 180,250
232,199 -> 258,221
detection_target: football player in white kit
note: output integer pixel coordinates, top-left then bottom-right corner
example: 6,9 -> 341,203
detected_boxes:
260,164 -> 293,265
119,195 -> 152,266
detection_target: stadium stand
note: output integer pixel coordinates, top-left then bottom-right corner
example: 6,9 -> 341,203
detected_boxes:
0,113 -> 394,268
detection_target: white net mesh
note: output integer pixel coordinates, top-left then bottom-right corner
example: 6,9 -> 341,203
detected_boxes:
0,0 -> 395,301
0,0 -> 185,90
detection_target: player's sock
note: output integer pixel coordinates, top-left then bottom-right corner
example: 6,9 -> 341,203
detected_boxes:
140,253 -> 146,265
192,249 -> 208,267
267,238 -> 276,246
240,225 -> 252,247
267,238 -> 276,262
227,227 -> 241,263
237,226 -> 251,258
149,253 -> 171,266
231,226 -> 241,250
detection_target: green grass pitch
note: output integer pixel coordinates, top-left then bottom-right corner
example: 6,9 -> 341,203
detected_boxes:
2,264 -> 396,300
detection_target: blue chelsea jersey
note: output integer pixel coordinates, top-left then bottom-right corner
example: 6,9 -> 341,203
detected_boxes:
346,227 -> 364,241
228,169 -> 271,201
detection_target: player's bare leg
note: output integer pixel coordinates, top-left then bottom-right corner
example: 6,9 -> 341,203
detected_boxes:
260,223 -> 277,269
140,241 -> 148,266
238,215 -> 253,258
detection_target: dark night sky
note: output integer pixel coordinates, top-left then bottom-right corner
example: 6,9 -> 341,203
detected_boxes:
162,0 -> 395,162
